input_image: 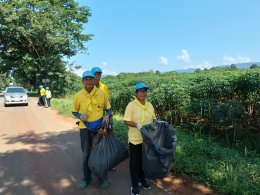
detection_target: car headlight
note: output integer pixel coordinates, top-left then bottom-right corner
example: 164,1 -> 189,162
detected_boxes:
5,95 -> 11,100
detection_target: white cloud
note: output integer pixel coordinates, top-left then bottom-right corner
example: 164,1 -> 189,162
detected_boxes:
102,70 -> 118,76
237,56 -> 251,63
159,56 -> 168,65
222,55 -> 251,65
98,62 -> 118,75
102,62 -> 108,66
189,61 -> 214,70
73,68 -> 84,77
177,49 -> 190,63
222,55 -> 236,65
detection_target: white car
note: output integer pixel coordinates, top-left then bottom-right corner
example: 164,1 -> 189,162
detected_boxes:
4,87 -> 28,106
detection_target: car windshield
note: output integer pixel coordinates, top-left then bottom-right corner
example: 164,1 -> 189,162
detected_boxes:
6,88 -> 25,93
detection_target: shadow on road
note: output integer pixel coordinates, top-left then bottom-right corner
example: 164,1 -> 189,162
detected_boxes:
0,130 -> 84,195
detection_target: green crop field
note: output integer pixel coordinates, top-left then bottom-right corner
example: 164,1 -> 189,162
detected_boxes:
52,67 -> 260,194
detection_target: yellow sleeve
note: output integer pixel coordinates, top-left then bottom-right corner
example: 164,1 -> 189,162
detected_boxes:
100,82 -> 110,99
104,85 -> 110,99
104,91 -> 111,110
123,102 -> 133,121
72,93 -> 79,112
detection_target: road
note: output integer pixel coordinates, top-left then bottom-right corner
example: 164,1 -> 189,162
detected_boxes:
0,97 -> 215,195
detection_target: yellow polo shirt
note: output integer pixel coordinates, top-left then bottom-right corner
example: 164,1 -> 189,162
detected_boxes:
99,81 -> 110,99
40,88 -> 46,96
72,86 -> 111,129
123,99 -> 156,145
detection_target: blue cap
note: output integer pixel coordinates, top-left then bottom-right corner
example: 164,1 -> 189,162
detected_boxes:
135,82 -> 149,91
91,67 -> 102,74
39,85 -> 43,88
46,87 -> 49,90
82,71 -> 95,79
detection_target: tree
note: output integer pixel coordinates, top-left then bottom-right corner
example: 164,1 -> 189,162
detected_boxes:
195,68 -> 202,73
0,73 -> 11,90
230,64 -> 237,69
0,0 -> 92,94
155,70 -> 160,74
250,64 -> 258,69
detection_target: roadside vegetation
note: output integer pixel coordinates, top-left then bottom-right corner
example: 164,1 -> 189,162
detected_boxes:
52,67 -> 260,195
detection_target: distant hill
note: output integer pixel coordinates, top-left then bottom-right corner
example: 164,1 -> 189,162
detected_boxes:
231,62 -> 260,69
175,62 -> 260,73
175,68 -> 195,73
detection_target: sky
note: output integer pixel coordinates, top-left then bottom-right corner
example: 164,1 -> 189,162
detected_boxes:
70,0 -> 260,76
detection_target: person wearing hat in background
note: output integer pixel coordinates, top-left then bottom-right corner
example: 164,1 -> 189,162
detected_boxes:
37,85 -> 42,106
37,85 -> 46,106
45,87 -> 52,108
72,70 -> 112,190
123,82 -> 156,195
91,67 -> 110,99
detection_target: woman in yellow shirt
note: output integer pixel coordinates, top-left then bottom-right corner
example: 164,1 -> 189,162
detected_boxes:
123,82 -> 156,195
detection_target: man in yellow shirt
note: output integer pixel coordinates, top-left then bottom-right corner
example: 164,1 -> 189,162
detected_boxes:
124,82 -> 156,195
72,70 -> 112,190
38,85 -> 46,106
91,67 -> 110,99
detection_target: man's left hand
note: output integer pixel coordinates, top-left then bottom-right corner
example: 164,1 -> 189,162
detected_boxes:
103,115 -> 110,125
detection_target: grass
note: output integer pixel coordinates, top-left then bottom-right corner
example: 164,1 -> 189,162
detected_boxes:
52,97 -> 74,117
174,130 -> 260,194
52,97 -> 260,195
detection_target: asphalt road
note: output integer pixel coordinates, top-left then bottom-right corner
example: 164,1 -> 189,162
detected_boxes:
0,97 -> 214,195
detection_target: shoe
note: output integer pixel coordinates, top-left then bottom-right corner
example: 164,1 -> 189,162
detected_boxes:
138,181 -> 151,190
80,179 -> 90,189
99,179 -> 109,189
131,187 -> 140,195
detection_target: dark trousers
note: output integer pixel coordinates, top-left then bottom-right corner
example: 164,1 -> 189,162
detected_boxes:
46,98 -> 51,107
129,142 -> 145,188
80,129 -> 95,182
39,95 -> 46,106
38,96 -> 45,106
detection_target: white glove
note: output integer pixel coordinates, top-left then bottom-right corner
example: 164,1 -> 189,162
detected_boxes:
136,123 -> 142,130
103,115 -> 110,125
80,113 -> 88,121
156,120 -> 167,124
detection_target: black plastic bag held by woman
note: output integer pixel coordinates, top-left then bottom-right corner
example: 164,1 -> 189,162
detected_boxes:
141,121 -> 177,179
88,133 -> 128,178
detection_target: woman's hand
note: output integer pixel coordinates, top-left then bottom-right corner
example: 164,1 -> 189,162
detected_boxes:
136,123 -> 143,129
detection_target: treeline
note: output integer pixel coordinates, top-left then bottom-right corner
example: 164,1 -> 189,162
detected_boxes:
103,68 -> 260,152
0,0 -> 91,95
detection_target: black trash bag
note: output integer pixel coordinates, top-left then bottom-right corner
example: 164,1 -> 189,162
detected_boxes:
88,134 -> 128,178
141,121 -> 177,179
